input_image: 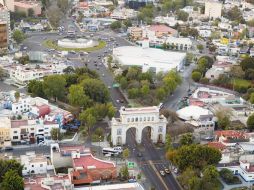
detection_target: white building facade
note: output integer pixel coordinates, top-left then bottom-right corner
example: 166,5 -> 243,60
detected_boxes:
205,1 -> 222,19
111,106 -> 167,146
21,152 -> 54,176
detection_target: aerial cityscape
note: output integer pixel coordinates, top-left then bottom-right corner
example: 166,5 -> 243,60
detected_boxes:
0,0 -> 254,189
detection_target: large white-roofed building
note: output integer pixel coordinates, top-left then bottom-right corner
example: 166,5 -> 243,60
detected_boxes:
176,105 -> 215,128
112,46 -> 186,73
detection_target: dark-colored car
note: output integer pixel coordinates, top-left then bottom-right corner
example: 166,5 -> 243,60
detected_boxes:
4,147 -> 13,151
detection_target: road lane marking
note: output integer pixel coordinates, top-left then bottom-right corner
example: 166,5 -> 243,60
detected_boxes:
148,160 -> 169,190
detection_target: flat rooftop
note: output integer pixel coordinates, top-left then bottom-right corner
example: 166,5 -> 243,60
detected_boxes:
113,46 -> 186,70
119,106 -> 159,114
73,153 -> 115,169
74,182 -> 144,190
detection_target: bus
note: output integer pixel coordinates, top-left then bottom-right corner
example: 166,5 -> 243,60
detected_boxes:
102,147 -> 122,156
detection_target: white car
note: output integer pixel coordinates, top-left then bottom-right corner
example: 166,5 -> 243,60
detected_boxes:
113,146 -> 123,153
160,170 -> 165,176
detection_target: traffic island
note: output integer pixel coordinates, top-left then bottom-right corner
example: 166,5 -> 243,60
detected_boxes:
42,39 -> 106,52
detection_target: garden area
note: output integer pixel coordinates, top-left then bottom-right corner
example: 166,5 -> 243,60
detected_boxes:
114,66 -> 182,106
220,168 -> 242,185
42,40 -> 106,52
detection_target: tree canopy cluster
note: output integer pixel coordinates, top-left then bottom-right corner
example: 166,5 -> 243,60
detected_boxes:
0,159 -> 24,190
161,0 -> 193,14
166,144 -> 222,190
166,144 -> 221,172
28,67 -> 115,131
115,66 -> 181,105
191,56 -> 214,82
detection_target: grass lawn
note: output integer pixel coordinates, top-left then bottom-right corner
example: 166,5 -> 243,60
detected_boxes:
42,39 -> 106,52
232,78 -> 252,87
230,187 -> 248,190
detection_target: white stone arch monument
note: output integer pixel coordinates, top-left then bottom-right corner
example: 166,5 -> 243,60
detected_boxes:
111,106 -> 167,146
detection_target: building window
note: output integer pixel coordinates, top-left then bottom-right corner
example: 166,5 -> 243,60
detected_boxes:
31,165 -> 34,167
135,117 -> 138,122
147,117 -> 150,121
140,117 -> 142,122
131,118 -> 134,122
14,131 -> 17,134
40,164 -> 43,167
158,126 -> 163,133
127,118 -> 130,122
13,136 -> 18,139
117,129 -> 122,135
151,117 -> 154,121
144,117 -> 146,121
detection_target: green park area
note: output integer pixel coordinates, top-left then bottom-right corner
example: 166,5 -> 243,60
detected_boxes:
42,39 -> 106,52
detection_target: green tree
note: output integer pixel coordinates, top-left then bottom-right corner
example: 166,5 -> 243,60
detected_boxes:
122,148 -> 130,160
1,169 -> 24,190
247,113 -> 254,131
106,103 -> 116,119
180,133 -> 193,146
156,87 -> 166,101
201,165 -> 220,190
240,57 -> 254,71
81,78 -> 109,103
216,109 -> 232,130
18,55 -> 29,65
120,165 -> 129,180
191,71 -> 202,82
177,167 -> 201,190
0,67 -> 5,80
141,84 -> 150,96
67,84 -> 90,108
79,109 -> 97,133
0,159 -> 23,182
219,168 -> 234,183
28,8 -> 34,17
43,75 -> 66,101
27,80 -> 45,97
119,76 -> 128,89
197,44 -> 204,52
14,91 -> 20,102
186,53 -> 194,64
46,5 -> 63,28
12,30 -> 25,44
230,65 -> 245,78
50,128 -> 63,141
110,21 -> 122,30
123,19 -> 132,27
167,144 -> 221,171
57,0 -> 69,13
165,134 -> 172,151
177,10 -> 189,21
250,93 -> 254,104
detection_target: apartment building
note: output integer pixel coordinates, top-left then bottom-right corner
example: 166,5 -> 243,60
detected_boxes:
0,2 -> 10,47
0,117 -> 11,142
205,1 -> 222,19
0,0 -> 14,11
128,27 -> 143,40
7,64 -> 66,85
14,0 -> 42,16
10,118 -> 59,143
21,152 -> 54,176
